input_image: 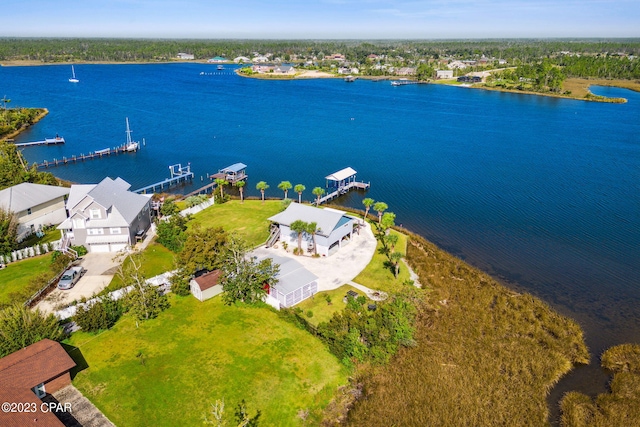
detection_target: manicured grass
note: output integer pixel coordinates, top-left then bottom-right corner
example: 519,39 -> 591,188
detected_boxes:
297,284 -> 365,326
17,228 -> 61,250
103,242 -> 175,293
66,295 -> 348,426
352,228 -> 411,293
346,234 -> 589,426
0,254 -> 53,306
189,200 -> 283,247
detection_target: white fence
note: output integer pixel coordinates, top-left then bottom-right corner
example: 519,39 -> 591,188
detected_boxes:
180,199 -> 214,216
0,240 -> 62,265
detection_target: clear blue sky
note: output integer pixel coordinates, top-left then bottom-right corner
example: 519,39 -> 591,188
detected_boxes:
3,0 -> 639,39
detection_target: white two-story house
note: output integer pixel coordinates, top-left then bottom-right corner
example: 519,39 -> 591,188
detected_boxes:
57,177 -> 152,253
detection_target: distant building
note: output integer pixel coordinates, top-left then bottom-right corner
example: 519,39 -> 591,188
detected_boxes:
457,75 -> 482,83
234,56 -> 251,63
397,67 -> 417,76
274,65 -> 296,74
0,183 -> 70,242
252,56 -> 269,63
177,52 -> 195,60
251,64 -> 274,73
436,70 -> 454,79
207,56 -> 227,63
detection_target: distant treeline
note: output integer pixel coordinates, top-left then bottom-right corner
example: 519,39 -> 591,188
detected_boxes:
1,38 -> 639,79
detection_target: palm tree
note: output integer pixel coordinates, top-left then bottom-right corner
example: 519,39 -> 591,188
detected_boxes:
278,181 -> 292,199
384,233 -> 399,252
312,187 -> 325,205
306,221 -> 319,256
214,178 -> 228,199
236,180 -> 246,203
290,220 -> 308,255
256,181 -> 269,203
294,184 -> 306,203
373,202 -> 388,224
390,252 -> 403,278
362,198 -> 375,221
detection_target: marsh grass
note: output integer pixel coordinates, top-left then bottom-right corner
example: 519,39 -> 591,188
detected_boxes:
346,234 -> 589,426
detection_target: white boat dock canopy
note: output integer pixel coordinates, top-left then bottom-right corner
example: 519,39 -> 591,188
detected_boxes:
221,163 -> 247,174
325,167 -> 357,182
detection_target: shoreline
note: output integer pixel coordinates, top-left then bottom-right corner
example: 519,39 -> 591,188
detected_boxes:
0,108 -> 49,140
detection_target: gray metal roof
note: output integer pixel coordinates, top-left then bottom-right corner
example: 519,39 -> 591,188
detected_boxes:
268,203 -> 348,237
67,177 -> 150,225
221,163 -> 247,173
257,255 -> 318,295
0,183 -> 69,213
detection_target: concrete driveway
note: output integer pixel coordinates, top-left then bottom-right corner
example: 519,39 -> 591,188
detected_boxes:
36,252 -> 122,314
251,220 -> 378,292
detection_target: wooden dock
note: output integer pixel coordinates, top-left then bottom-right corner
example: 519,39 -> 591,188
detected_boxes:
35,144 -> 137,169
133,164 -> 194,194
15,136 -> 65,147
183,180 -> 218,198
315,181 -> 370,205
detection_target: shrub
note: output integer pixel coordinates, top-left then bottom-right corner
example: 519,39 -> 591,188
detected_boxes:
50,251 -> 73,273
71,245 -> 88,256
75,297 -> 123,332
0,304 -> 65,357
170,272 -> 192,297
306,310 -> 314,318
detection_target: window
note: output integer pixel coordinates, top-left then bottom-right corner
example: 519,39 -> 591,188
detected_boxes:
90,209 -> 101,219
110,227 -> 121,234
32,383 -> 46,399
87,228 -> 105,235
72,218 -> 85,229
27,208 -> 32,215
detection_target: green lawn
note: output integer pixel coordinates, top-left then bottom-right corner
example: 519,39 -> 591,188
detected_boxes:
189,200 -> 283,247
16,228 -> 61,250
297,284 -> 366,326
353,228 -> 411,293
103,242 -> 175,293
0,254 -> 53,306
66,295 -> 348,426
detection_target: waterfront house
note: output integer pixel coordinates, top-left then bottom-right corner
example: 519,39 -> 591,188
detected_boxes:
252,55 -> 269,63
234,56 -> 251,63
268,203 -> 357,257
0,339 -> 76,427
57,177 -> 152,253
190,270 -> 223,302
397,67 -> 417,76
0,183 -> 70,242
252,64 -> 275,73
436,70 -> 454,79
274,65 -> 296,74
177,52 -> 195,60
207,56 -> 227,63
261,255 -> 318,308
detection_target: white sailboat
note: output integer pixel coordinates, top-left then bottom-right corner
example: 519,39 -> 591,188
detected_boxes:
69,65 -> 79,83
124,117 -> 139,152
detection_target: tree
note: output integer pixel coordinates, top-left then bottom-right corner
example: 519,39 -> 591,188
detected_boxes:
277,181 -> 292,199
75,296 -> 122,332
306,221 -> 319,256
0,207 -> 18,255
160,198 -> 179,216
236,180 -> 246,203
0,304 -> 65,357
380,211 -> 396,230
416,63 -> 435,81
221,235 -> 279,305
215,178 -> 229,200
119,254 -> 170,321
256,181 -> 269,204
294,184 -> 305,203
290,220 -> 308,254
178,225 -> 228,274
234,399 -> 261,427
390,251 -> 403,278
362,198 -> 375,221
312,187 -> 325,205
156,214 -> 189,252
373,202 -> 388,224
384,233 -> 399,252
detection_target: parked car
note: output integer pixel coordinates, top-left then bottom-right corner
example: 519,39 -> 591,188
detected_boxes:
58,266 -> 85,290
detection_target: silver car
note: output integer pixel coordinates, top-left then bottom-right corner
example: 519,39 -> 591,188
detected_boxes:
58,266 -> 85,290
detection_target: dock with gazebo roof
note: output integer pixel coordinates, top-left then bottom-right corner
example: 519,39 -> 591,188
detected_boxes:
315,167 -> 370,205
210,162 -> 248,184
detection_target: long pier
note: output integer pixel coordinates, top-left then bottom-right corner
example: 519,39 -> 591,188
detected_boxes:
315,181 -> 370,205
35,144 -> 137,169
133,164 -> 194,194
15,137 -> 65,147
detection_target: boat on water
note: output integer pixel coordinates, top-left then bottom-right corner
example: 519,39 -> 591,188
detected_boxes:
44,135 -> 65,144
217,65 -> 224,70
124,117 -> 139,152
69,65 -> 79,83
344,75 -> 356,82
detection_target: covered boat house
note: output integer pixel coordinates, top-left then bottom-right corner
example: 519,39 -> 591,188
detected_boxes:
211,163 -> 248,184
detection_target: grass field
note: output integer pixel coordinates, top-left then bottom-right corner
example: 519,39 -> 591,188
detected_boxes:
66,295 -> 348,426
296,284 -> 364,326
189,200 -> 283,247
352,229 -> 411,293
0,254 -> 53,306
103,242 -> 175,293
346,234 -> 589,426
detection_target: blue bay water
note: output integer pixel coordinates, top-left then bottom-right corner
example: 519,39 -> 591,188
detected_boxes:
3,63 -> 640,407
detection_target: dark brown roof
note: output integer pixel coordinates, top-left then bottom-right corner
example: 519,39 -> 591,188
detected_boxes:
0,339 -> 75,427
193,269 -> 222,291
